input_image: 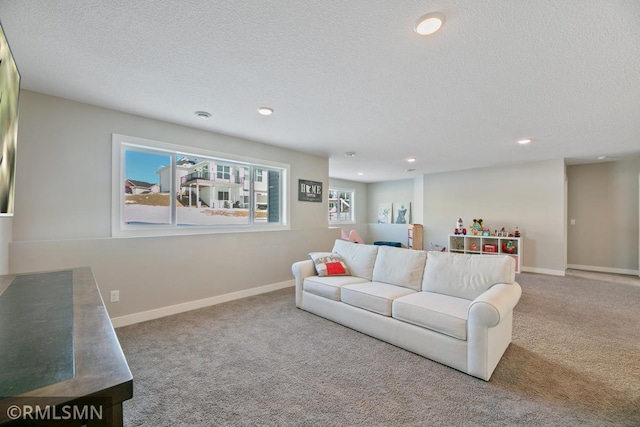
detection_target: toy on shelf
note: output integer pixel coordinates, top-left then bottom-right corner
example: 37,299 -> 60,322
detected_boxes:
502,240 -> 517,254
454,218 -> 467,235
451,237 -> 464,250
472,218 -> 491,236
514,227 -> 520,237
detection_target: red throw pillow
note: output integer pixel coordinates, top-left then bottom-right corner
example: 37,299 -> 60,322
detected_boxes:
325,261 -> 346,276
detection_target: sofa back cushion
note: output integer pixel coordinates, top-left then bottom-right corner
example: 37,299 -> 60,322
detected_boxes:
372,246 -> 427,291
422,251 -> 515,300
332,239 -> 379,281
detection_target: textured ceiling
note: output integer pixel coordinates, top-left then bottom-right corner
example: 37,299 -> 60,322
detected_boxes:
1,0 -> 639,182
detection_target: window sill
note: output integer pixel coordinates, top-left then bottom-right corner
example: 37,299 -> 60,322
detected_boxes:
112,223 -> 290,239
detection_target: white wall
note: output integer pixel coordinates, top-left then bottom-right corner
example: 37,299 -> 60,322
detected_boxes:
10,90 -> 339,320
422,159 -> 566,275
0,217 -> 11,274
367,179 -> 414,247
329,178 -> 368,242
567,159 -> 639,274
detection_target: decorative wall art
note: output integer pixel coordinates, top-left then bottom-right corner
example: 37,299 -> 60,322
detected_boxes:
0,22 -> 20,216
298,179 -> 323,202
393,202 -> 410,224
377,203 -> 392,224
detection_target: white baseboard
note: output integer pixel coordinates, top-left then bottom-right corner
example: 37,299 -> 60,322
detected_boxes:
566,264 -> 639,276
520,266 -> 566,276
111,280 -> 294,328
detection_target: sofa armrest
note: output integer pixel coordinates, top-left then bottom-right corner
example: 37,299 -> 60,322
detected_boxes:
468,282 -> 522,327
292,260 -> 317,307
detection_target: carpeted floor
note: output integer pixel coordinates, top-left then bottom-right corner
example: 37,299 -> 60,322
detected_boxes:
116,272 -> 640,426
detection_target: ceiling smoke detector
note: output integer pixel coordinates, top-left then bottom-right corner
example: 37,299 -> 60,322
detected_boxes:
194,111 -> 211,119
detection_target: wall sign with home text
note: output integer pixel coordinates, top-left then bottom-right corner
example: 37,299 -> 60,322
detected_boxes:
298,179 -> 323,202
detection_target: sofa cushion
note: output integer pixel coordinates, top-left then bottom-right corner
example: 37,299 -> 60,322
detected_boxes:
392,292 -> 470,340
372,246 -> 427,291
303,276 -> 369,301
332,239 -> 379,281
422,251 -> 516,300
309,252 -> 351,277
341,282 -> 416,316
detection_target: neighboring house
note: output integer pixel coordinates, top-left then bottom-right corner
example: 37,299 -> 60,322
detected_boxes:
125,180 -> 160,195
157,158 -> 258,209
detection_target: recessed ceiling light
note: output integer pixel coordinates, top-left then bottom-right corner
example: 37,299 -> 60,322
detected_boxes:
597,155 -> 606,160
407,158 -> 417,163
258,107 -> 273,116
357,172 -> 364,176
345,152 -> 356,157
414,12 -> 446,36
517,138 -> 532,145
194,111 -> 211,119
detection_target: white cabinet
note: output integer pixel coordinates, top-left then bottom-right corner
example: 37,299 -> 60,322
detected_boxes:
448,234 -> 522,273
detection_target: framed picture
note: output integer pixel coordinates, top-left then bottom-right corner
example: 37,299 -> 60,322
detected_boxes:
377,203 -> 392,224
298,179 -> 323,202
0,23 -> 21,216
393,202 -> 410,224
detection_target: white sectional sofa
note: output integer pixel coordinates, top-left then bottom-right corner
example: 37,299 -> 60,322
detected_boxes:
291,239 -> 522,381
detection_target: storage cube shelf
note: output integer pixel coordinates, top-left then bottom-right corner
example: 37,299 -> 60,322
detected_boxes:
448,234 -> 521,272
408,224 -> 423,250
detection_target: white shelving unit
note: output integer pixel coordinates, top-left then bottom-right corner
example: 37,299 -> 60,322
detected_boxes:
448,234 -> 522,273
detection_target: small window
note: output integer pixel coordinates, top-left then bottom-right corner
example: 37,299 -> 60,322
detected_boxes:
217,165 -> 231,180
328,188 -> 355,224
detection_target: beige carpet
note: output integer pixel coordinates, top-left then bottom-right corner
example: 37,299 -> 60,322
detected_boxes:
116,272 -> 640,426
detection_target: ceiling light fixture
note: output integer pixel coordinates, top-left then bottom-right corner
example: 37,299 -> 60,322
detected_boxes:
407,157 -> 417,163
357,172 -> 364,176
414,12 -> 446,36
597,155 -> 606,160
345,152 -> 356,157
194,111 -> 211,119
258,107 -> 273,116
517,138 -> 532,145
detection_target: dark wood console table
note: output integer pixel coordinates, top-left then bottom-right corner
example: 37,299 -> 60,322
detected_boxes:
0,267 -> 132,426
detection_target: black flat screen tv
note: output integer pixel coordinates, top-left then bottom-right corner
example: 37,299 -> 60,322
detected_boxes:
0,20 -> 20,216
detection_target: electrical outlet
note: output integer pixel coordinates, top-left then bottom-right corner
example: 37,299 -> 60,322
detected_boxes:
110,290 -> 120,303
570,219 -> 576,225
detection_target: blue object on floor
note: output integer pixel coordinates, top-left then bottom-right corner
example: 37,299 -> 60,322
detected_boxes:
373,241 -> 402,247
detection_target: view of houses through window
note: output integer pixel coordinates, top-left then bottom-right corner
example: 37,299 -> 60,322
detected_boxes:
119,139 -> 285,230
328,188 -> 354,223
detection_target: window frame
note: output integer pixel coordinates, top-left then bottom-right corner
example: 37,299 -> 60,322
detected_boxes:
112,134 -> 289,237
328,187 -> 355,224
